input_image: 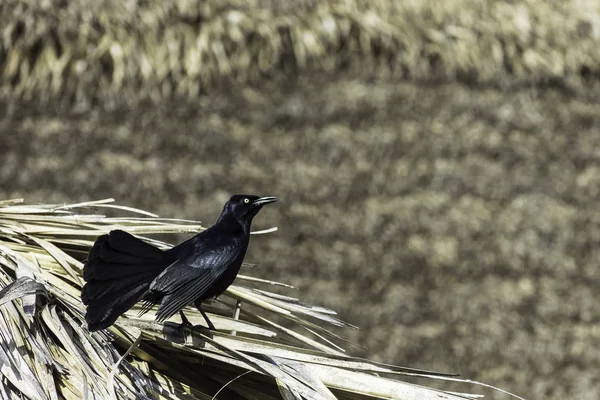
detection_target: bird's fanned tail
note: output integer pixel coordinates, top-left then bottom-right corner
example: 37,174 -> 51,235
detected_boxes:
81,230 -> 173,331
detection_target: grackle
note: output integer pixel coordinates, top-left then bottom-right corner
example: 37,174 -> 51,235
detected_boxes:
81,194 -> 277,331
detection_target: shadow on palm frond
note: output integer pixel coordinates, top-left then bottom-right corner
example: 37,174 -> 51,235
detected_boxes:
0,198 -> 521,399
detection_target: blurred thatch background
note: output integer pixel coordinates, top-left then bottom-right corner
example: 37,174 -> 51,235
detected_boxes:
2,0 -> 600,399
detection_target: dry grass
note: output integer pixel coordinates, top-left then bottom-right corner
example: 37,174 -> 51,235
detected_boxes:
1,0 -> 600,106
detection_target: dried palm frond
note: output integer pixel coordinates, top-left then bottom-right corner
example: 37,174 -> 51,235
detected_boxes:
2,0 -> 599,107
0,198 -> 520,399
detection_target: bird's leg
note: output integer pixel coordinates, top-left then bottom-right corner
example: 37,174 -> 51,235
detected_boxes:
194,300 -> 217,331
173,311 -> 192,339
179,311 -> 193,329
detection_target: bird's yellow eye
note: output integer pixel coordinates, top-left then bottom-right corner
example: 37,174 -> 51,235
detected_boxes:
244,198 -> 250,204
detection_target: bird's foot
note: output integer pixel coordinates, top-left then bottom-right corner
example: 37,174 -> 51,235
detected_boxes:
177,311 -> 195,335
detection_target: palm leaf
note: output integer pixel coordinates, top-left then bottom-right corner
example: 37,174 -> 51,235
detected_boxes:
0,199 -> 522,399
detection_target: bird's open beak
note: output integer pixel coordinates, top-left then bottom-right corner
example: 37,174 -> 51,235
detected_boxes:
253,196 -> 278,206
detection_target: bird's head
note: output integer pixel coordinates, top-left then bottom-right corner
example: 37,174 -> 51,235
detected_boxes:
220,194 -> 278,226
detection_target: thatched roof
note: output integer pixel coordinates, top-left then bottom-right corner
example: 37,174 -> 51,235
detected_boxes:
2,0 -> 599,107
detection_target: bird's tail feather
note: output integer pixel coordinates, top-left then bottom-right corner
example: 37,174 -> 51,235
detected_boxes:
81,230 -> 172,331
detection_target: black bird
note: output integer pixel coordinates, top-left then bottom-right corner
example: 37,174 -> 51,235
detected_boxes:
81,194 -> 277,331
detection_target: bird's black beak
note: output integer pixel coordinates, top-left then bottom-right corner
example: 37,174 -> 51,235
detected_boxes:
252,196 -> 278,206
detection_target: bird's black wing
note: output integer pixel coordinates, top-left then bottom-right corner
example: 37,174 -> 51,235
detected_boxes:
148,237 -> 242,322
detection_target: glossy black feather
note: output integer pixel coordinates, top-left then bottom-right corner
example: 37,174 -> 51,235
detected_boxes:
85,282 -> 152,331
81,230 -> 173,330
150,235 -> 242,294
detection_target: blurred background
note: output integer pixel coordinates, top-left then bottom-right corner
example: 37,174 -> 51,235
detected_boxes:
1,1 -> 600,399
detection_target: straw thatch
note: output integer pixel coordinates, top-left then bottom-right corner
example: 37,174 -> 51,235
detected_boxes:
1,0 -> 600,107
0,198 -> 521,399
